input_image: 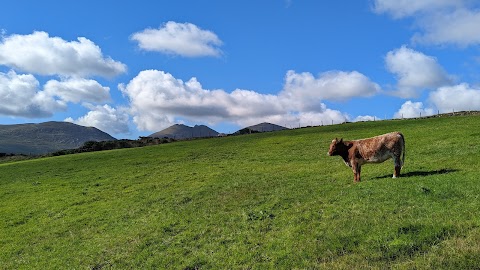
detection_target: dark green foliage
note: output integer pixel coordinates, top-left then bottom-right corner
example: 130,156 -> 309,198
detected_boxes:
234,127 -> 260,135
48,137 -> 175,156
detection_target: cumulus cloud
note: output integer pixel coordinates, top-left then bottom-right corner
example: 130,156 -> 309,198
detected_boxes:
0,31 -> 126,121
120,69 -> 357,131
131,21 -> 223,57
0,68 -> 112,119
281,70 -> 380,107
385,46 -> 452,98
394,83 -> 480,118
394,100 -> 435,118
119,70 -> 232,130
0,70 -> 66,117
412,8 -> 480,46
373,0 -> 480,46
0,31 -> 126,77
119,70 -> 276,130
372,0 -> 461,18
354,115 -> 379,122
65,104 -> 130,135
429,83 -> 480,112
44,78 -> 111,103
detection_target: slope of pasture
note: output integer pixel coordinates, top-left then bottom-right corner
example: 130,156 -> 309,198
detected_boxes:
1,116 -> 480,269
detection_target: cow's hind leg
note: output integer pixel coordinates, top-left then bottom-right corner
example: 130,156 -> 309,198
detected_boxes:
393,166 -> 401,178
393,156 -> 401,178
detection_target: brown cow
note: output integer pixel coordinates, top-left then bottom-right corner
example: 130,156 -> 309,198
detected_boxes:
328,132 -> 405,182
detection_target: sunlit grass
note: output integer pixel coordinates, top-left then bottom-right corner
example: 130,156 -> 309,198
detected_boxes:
1,115 -> 480,269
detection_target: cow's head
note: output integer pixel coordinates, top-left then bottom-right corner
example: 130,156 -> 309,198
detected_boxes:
328,138 -> 347,156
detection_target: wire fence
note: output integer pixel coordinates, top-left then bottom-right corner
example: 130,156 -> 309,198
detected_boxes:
395,110 -> 480,120
220,110 -> 480,135
286,110 -> 480,130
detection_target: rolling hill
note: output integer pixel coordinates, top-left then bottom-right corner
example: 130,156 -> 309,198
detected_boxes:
0,121 -> 116,155
1,115 -> 480,269
148,124 -> 219,139
246,122 -> 287,132
234,122 -> 288,135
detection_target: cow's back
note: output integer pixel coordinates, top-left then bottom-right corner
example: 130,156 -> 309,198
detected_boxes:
355,132 -> 403,163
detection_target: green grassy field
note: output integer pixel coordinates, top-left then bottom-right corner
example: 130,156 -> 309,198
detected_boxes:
1,116 -> 480,269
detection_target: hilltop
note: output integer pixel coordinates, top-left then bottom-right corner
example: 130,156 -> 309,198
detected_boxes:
234,122 -> 288,134
246,122 -> 288,132
0,121 -> 115,155
148,124 -> 219,139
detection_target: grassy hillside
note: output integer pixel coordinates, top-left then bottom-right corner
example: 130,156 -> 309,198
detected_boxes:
1,116 -> 480,269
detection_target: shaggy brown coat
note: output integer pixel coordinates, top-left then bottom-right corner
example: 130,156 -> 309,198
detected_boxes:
328,132 -> 405,182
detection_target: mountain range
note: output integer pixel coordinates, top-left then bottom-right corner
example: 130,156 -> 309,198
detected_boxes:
0,121 -> 289,155
0,122 -> 116,155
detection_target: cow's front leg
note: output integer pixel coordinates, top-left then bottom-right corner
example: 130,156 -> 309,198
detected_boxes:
352,161 -> 361,182
356,164 -> 362,182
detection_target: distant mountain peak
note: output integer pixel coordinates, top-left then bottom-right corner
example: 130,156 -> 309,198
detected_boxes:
234,122 -> 288,135
0,121 -> 116,155
248,122 -> 288,132
148,124 -> 219,139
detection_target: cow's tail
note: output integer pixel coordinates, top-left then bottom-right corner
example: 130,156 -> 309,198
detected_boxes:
400,132 -> 405,168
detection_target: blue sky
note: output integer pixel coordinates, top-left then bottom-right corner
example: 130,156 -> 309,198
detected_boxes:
1,0 -> 480,138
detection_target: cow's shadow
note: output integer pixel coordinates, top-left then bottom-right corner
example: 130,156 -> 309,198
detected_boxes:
374,168 -> 458,179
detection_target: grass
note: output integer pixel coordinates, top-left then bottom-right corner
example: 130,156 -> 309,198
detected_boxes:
1,115 -> 480,269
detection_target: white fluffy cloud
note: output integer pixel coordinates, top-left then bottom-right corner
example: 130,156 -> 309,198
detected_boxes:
373,0 -> 460,18
281,70 -> 380,107
0,31 -> 126,77
120,69 -> 360,131
44,78 -> 110,103
65,104 -> 130,135
0,70 -> 66,117
413,8 -> 480,46
354,115 -> 379,122
119,70 -> 232,131
429,83 -> 480,112
0,69 -> 113,119
394,100 -> 435,118
385,46 -> 451,98
394,83 -> 480,118
131,21 -> 223,57
373,0 -> 480,46
0,31 -> 125,125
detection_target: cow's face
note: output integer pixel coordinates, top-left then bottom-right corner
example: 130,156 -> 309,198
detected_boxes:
328,138 -> 343,156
